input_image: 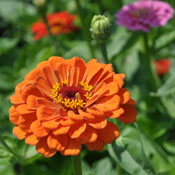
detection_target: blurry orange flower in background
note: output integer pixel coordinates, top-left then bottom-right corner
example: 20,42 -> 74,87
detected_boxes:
31,11 -> 78,40
154,59 -> 170,75
9,57 -> 137,157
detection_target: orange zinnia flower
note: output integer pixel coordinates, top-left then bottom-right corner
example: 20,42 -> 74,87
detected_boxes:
154,59 -> 170,75
9,57 -> 137,157
31,11 -> 77,40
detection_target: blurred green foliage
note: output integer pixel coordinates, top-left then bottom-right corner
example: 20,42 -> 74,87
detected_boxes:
0,0 -> 175,175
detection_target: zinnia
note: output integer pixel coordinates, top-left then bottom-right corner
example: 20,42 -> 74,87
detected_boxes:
31,11 -> 77,40
115,0 -> 174,32
154,59 -> 170,75
9,56 -> 137,157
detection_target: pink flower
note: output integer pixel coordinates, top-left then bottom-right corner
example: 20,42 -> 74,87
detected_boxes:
115,1 -> 174,32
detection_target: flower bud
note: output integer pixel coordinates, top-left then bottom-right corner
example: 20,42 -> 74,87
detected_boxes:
33,0 -> 46,8
90,15 -> 111,43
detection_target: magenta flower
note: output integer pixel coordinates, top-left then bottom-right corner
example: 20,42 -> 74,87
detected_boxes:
115,0 -> 174,32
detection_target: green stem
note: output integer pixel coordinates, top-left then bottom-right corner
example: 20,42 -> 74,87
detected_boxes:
96,0 -> 105,14
100,42 -> 117,72
142,33 -> 158,91
72,154 -> 82,175
116,162 -> 122,175
74,0 -> 95,58
0,135 -> 21,160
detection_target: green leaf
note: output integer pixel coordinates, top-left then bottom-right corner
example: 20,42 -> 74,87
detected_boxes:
108,27 -> 131,59
82,160 -> 92,175
121,43 -> 140,80
92,158 -> 115,175
152,74 -> 175,96
108,141 -> 149,175
0,157 -> 15,175
0,94 -> 11,118
155,30 -> 175,50
136,125 -> 174,172
109,29 -> 141,62
113,40 -> 141,81
163,141 -> 175,154
108,125 -> 154,175
0,0 -> 36,22
160,95 -> 175,119
0,38 -> 18,55
0,67 -> 17,91
63,41 -> 91,61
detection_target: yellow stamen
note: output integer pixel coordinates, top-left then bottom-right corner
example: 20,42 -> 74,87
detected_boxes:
61,79 -> 68,85
50,82 -> 60,99
80,81 -> 93,92
84,92 -> 92,100
50,81 -> 93,110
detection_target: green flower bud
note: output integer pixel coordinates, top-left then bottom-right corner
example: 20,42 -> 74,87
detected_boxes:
90,15 -> 111,43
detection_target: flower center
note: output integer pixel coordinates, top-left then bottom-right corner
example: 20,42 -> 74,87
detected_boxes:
59,86 -> 86,101
50,80 -> 93,111
132,9 -> 148,18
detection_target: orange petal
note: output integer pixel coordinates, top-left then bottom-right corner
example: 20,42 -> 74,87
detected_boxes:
60,118 -> 75,126
37,98 -> 53,107
36,137 -> 57,157
15,80 -> 28,93
30,120 -> 49,137
48,56 -> 64,70
53,125 -> 70,135
68,121 -> 86,139
68,111 -> 84,120
104,108 -> 124,119
114,74 -> 125,88
68,67 -> 80,87
16,104 -> 34,115
26,95 -> 39,109
98,121 -> 119,143
37,106 -> 57,121
118,104 -> 137,124
86,140 -> 104,151
25,134 -> 39,145
86,83 -> 108,107
10,93 -> 24,104
87,116 -> 107,129
37,62 -> 56,86
105,82 -> 119,95
47,134 -> 68,151
79,125 -> 97,144
71,57 -> 86,82
9,106 -> 19,125
61,139 -> 81,156
89,64 -> 113,86
86,108 -> 104,116
92,82 -> 119,97
13,126 -> 26,140
83,59 -> 103,84
88,82 -> 119,107
21,84 -> 42,101
118,88 -> 130,104
42,118 -> 60,129
78,109 -> 95,119
18,113 -> 37,131
25,68 -> 43,81
94,95 -> 120,112
34,76 -> 52,97
56,62 -> 71,81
